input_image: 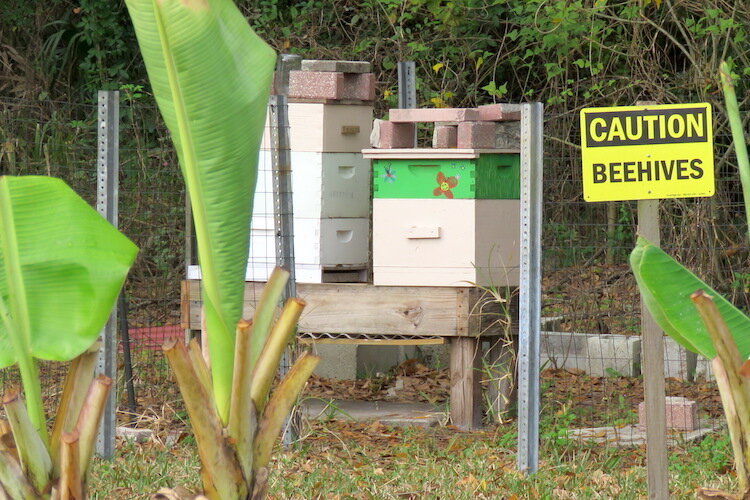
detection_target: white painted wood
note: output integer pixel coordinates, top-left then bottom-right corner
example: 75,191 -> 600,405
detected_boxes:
248,215 -> 369,269
288,103 -> 373,152
291,151 -> 371,218
373,198 -> 520,286
362,148 -> 520,159
254,151 -> 371,219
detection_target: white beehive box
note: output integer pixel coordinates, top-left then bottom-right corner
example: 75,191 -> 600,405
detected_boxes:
288,103 -> 373,152
372,198 -> 519,287
253,152 -> 371,219
244,216 -> 370,283
291,152 -> 370,218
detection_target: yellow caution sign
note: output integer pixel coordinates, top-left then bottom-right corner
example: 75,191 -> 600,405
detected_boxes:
580,103 -> 714,202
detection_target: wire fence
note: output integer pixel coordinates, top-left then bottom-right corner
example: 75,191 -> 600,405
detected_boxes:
0,93 -> 737,461
540,117 -> 731,446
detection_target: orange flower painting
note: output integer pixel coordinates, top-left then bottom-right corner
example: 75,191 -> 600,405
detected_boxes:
433,171 -> 458,198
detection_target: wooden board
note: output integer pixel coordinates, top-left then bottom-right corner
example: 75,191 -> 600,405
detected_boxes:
183,280 -> 508,337
363,148 -> 520,160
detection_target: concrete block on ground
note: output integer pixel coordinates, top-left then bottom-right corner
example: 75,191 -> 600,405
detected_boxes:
457,121 -> 496,149
389,107 -> 480,123
289,71 -> 375,101
357,345 -> 418,376
312,344 -> 357,379
477,103 -> 522,122
301,60 -> 371,73
371,120 -> 416,148
540,331 -> 591,371
432,124 -> 458,148
584,335 -> 641,377
638,396 -> 698,431
663,336 -> 699,381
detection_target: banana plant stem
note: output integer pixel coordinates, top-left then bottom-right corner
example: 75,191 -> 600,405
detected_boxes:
721,62 -> 750,240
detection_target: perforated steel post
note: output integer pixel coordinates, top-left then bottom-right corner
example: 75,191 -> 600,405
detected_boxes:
95,90 -> 119,459
517,102 -> 543,474
270,53 -> 300,446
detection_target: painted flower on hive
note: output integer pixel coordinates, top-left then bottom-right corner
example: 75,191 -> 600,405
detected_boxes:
382,164 -> 397,183
434,171 -> 458,198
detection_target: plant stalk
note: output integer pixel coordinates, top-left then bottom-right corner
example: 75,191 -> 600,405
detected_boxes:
3,389 -> 52,494
50,342 -> 100,469
691,290 -> 750,489
163,339 -> 245,500
720,61 -> 750,240
253,352 -> 319,471
59,430 -> 82,500
228,319 -> 256,482
250,298 -> 305,413
73,375 -> 111,476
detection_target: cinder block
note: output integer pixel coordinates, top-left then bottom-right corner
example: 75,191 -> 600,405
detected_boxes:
372,120 -> 416,149
289,71 -> 375,101
457,121 -> 496,148
478,103 -> 521,122
584,335 -> 641,377
432,124 -> 458,148
389,108 -> 480,123
638,397 -> 698,431
301,60 -> 371,74
495,121 -> 521,149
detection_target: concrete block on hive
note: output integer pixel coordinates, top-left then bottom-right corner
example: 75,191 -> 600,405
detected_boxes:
478,103 -> 522,122
432,124 -> 458,148
371,120 -> 416,149
389,108 -> 480,123
638,397 -> 698,431
289,71 -> 342,100
343,73 -> 376,101
288,71 -> 375,101
301,60 -> 371,73
457,121 -> 496,149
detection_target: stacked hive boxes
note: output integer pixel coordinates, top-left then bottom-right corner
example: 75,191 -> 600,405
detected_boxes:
364,105 -> 521,287
247,60 -> 375,283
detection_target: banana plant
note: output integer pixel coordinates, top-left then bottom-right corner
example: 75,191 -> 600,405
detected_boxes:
0,175 -> 138,498
630,62 -> 750,495
125,0 -> 319,497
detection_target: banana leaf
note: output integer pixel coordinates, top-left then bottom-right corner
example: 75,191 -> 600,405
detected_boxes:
125,0 -> 276,421
630,236 -> 750,360
0,175 -> 138,434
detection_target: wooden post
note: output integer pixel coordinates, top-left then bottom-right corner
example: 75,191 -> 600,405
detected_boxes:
449,337 -> 482,430
639,198 -> 669,499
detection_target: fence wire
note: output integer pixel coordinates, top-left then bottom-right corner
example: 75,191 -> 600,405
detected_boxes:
0,94 -> 736,461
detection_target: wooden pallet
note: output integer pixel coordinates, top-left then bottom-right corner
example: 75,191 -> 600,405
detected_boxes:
181,280 -> 516,430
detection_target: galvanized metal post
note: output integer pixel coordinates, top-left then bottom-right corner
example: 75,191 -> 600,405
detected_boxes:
270,54 -> 300,446
397,62 -> 417,147
95,90 -> 119,459
517,102 -> 543,474
397,62 -> 417,109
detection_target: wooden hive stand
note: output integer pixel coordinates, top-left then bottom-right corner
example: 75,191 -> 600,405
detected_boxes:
182,280 -> 517,430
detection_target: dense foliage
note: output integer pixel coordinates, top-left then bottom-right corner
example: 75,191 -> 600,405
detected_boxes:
2,0 -> 750,304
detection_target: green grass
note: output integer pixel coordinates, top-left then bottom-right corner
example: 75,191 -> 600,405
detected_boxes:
87,418 -> 737,499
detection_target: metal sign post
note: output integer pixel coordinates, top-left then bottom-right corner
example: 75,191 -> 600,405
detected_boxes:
517,102 -> 544,474
95,90 -> 119,459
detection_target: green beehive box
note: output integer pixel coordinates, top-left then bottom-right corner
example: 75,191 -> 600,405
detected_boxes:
373,154 -> 519,199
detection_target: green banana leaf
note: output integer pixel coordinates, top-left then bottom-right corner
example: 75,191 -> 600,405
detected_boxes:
630,236 -> 750,360
0,175 -> 137,434
0,176 -> 137,365
125,0 -> 276,421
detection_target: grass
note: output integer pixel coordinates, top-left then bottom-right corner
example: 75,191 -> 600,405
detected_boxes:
87,415 -> 737,499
